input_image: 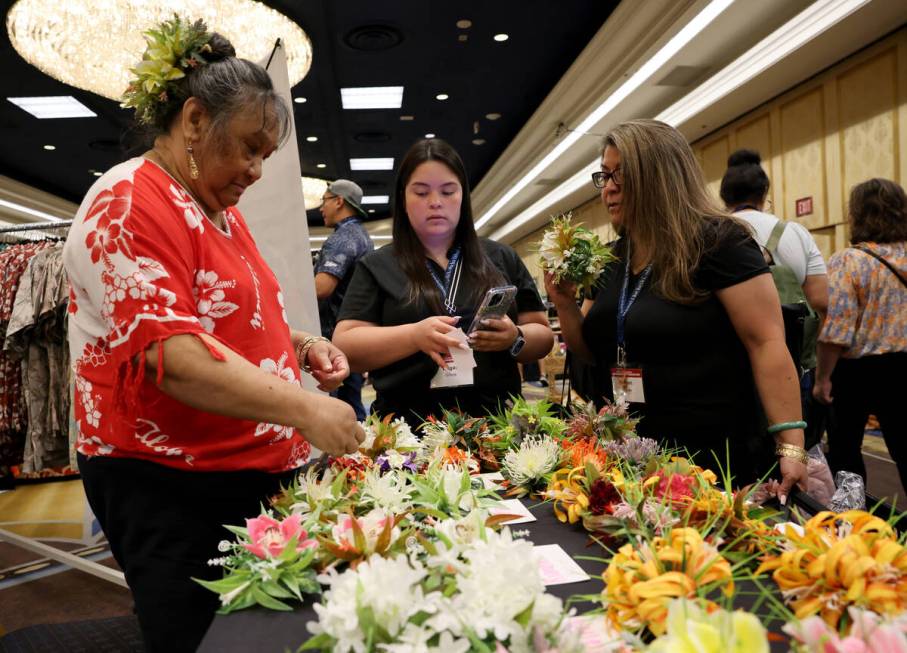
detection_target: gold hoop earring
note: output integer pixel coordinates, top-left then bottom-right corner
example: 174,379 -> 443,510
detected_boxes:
186,144 -> 200,180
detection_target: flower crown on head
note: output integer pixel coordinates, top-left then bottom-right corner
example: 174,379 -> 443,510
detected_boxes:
121,14 -> 214,126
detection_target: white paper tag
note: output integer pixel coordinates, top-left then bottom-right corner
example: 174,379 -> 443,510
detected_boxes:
430,328 -> 476,389
488,498 -> 537,524
564,615 -> 626,652
476,472 -> 505,490
533,544 -> 591,585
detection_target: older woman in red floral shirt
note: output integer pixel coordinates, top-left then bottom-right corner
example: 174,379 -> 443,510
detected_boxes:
63,17 -> 363,652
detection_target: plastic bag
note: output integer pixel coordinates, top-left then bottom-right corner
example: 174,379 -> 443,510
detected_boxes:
805,445 -> 835,506
828,470 -> 866,512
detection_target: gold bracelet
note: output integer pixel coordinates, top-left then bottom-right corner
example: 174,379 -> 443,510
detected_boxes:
775,443 -> 808,465
296,336 -> 330,373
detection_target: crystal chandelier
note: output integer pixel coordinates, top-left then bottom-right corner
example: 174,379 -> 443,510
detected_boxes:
301,177 -> 327,212
6,0 -> 313,101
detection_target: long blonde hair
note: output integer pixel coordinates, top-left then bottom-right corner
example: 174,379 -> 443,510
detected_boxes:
604,119 -> 741,304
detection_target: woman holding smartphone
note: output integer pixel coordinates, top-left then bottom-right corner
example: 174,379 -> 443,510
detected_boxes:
333,139 -> 553,425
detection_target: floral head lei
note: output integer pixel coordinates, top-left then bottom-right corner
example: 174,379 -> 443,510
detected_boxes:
121,15 -> 215,126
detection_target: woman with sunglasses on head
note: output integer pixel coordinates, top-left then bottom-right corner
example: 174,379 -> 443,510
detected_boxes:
333,138 -> 554,426
545,120 -> 807,500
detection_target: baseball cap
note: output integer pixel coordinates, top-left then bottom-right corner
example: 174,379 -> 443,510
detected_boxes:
327,179 -> 367,218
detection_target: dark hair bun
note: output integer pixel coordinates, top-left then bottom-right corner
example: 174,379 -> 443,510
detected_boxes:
727,149 -> 761,167
206,32 -> 236,62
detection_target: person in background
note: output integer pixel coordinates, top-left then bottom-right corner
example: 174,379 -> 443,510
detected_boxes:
545,119 -> 807,498
315,179 -> 374,420
63,17 -> 363,651
720,148 -> 828,449
333,138 -> 554,425
814,178 -> 907,489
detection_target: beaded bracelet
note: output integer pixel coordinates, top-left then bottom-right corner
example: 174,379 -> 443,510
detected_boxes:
295,336 -> 330,373
766,420 -> 807,434
775,443 -> 809,465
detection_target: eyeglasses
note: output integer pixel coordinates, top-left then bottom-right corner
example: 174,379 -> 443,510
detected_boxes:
321,193 -> 339,204
591,168 -> 623,189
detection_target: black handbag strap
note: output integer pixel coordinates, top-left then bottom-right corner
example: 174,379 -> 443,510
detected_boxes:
855,245 -> 907,289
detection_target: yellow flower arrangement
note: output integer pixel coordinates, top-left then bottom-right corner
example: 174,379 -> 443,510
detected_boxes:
603,527 -> 735,636
755,510 -> 907,628
547,466 -> 590,524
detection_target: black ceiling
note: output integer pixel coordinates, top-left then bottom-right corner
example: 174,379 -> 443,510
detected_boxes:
0,0 -> 618,226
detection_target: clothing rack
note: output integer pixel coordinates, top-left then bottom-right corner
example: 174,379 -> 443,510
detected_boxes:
0,219 -> 73,233
0,220 -> 127,587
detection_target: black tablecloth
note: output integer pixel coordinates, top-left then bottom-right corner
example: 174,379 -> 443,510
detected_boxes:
199,498 -> 790,652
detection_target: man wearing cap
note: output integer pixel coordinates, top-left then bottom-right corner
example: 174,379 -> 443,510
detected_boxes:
315,180 -> 374,419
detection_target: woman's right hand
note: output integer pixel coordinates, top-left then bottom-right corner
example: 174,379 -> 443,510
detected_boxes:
300,394 -> 365,456
409,315 -> 466,368
543,272 -> 577,310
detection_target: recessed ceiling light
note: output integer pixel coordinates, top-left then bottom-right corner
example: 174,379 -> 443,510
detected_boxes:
350,158 -> 394,171
485,112 -> 501,121
399,115 -> 415,121
472,139 -> 486,145
306,136 -> 318,142
424,133 -> 436,138
458,34 -> 468,42
435,93 -> 449,101
91,170 -> 102,176
341,86 -> 404,110
361,195 -> 389,204
8,95 -> 96,119
368,209 -> 376,214
43,144 -> 56,150
493,33 -> 509,42
294,97 -> 307,104
316,163 -> 326,169
456,19 -> 472,29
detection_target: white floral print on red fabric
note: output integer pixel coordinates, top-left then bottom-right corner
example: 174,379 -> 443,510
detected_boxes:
286,439 -> 311,468
134,418 -> 195,465
74,374 -> 103,428
169,183 -> 207,233
254,352 -> 298,443
277,290 -> 289,325
193,270 -> 239,333
83,180 -> 136,264
241,255 -> 264,329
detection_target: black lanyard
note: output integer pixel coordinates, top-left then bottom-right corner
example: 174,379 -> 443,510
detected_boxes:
426,246 -> 462,315
616,257 -> 652,366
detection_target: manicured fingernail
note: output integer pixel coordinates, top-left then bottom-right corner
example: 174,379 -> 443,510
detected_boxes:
779,494 -> 787,506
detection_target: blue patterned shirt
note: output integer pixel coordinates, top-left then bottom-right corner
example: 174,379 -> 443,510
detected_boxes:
315,217 -> 373,336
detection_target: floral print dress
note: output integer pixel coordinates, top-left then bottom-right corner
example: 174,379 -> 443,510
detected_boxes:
63,158 -> 311,473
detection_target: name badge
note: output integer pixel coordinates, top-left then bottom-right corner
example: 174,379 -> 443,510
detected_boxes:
610,367 -> 645,404
430,328 -> 476,389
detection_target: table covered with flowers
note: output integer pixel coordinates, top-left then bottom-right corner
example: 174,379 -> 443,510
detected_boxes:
193,397 -> 906,653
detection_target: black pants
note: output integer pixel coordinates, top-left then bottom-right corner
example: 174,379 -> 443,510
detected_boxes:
826,353 -> 907,488
78,454 -> 296,653
332,371 -> 366,421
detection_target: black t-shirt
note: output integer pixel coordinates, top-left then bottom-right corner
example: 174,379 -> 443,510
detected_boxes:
338,238 -> 546,425
581,221 -> 771,481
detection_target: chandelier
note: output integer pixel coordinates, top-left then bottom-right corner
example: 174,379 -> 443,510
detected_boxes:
6,0 -> 313,101
301,177 -> 327,213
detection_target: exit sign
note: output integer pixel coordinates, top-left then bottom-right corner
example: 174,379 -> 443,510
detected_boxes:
795,196 -> 813,217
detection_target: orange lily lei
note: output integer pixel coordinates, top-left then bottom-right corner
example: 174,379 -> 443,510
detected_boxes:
603,527 -> 734,636
755,510 -> 907,627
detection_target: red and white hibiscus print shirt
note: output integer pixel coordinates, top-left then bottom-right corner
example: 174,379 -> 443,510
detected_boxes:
63,158 -> 311,472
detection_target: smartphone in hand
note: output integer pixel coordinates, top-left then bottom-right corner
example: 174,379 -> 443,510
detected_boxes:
467,285 -> 517,335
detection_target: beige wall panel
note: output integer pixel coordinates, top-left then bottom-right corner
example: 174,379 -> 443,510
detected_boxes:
735,114 -> 773,171
837,50 -> 898,203
810,227 -> 835,262
699,136 -> 730,203
779,89 -> 827,230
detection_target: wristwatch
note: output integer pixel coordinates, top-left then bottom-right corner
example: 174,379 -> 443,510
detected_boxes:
509,327 -> 526,358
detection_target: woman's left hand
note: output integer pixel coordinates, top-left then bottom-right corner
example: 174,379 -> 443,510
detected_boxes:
468,315 -> 519,352
297,338 -> 350,392
776,456 -> 809,505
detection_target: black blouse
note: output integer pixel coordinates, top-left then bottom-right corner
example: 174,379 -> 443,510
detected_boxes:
581,221 -> 773,482
338,238 -> 546,425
